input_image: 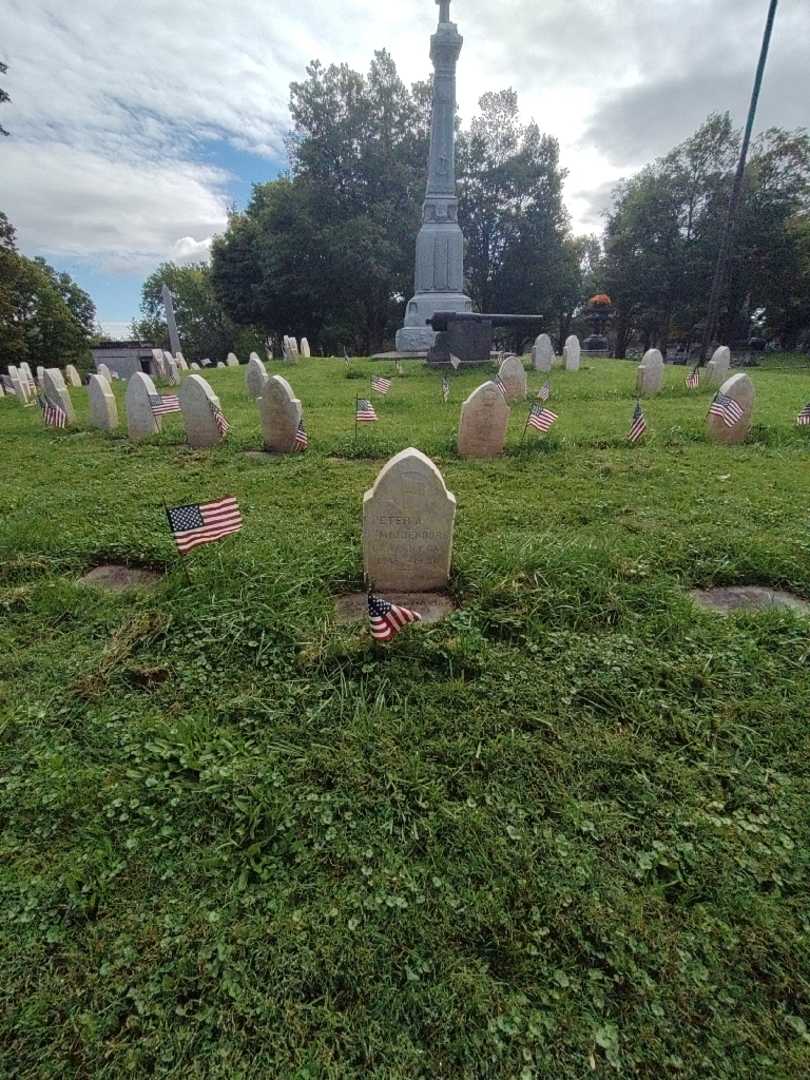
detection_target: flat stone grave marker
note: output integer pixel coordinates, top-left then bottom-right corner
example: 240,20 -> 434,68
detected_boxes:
636,348 -> 665,395
42,368 -> 76,423
64,364 -> 82,387
363,447 -> 456,592
706,372 -> 754,445
226,353 -> 240,368
690,586 -> 810,616
246,355 -> 269,399
179,373 -> 226,449
260,375 -> 303,453
126,371 -> 162,441
78,565 -> 162,592
706,345 -> 731,386
88,373 -> 118,430
533,333 -> 554,372
497,355 -> 527,403
564,335 -> 581,371
458,381 -> 511,458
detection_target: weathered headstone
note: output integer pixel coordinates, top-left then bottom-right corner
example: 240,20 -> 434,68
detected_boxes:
497,355 -> 528,403
706,373 -> 754,445
190,362 -> 201,371
151,350 -> 168,383
706,345 -> 732,386
36,365 -> 46,385
226,353 -> 240,368
88,373 -> 119,431
636,348 -> 665,396
532,334 -> 554,372
179,374 -> 226,449
216,362 -> 226,369
363,448 -> 456,592
175,353 -> 189,371
7,366 -> 25,401
42,368 -> 76,423
165,357 -> 181,386
300,337 -> 311,358
20,362 -> 35,388
290,338 -> 300,357
126,371 -> 162,441
259,375 -> 303,453
563,335 -> 581,372
246,355 -> 269,399
457,381 -> 511,459
96,362 -> 113,383
64,364 -> 82,387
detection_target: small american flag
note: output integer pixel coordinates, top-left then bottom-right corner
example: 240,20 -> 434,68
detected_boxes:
528,404 -> 558,433
356,399 -> 378,423
494,375 -> 509,399
166,496 -> 243,555
149,393 -> 181,417
37,394 -> 67,429
371,375 -> 393,395
709,393 -> 744,428
344,349 -> 352,369
450,354 -> 461,371
537,381 -> 551,402
627,401 -> 648,443
395,360 -> 404,376
441,375 -> 450,403
796,403 -> 810,427
293,422 -> 309,451
209,399 -> 230,437
686,367 -> 701,389
368,594 -> 422,643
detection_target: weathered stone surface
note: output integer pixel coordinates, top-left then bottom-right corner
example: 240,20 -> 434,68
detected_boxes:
300,337 -> 311,358
290,338 -> 300,356
42,368 -> 76,423
216,362 -> 226,368
246,355 -> 269,399
190,362 -> 201,370
706,372 -> 754,445
126,371 -> 162,441
260,375 -> 303,453
7,367 -> 26,401
458,381 -> 511,458
532,334 -> 555,372
706,345 -> 732,386
151,349 -> 167,383
690,587 -> 810,617
78,565 -> 163,592
335,591 -> 455,625
88,373 -> 118,430
636,348 -> 665,396
563,335 -> 581,371
179,374 -> 226,449
64,364 -> 82,387
165,357 -> 181,386
497,355 -> 528,403
175,353 -> 188,371
363,448 -> 456,592
36,365 -> 46,385
226,353 -> 240,368
96,362 -> 113,383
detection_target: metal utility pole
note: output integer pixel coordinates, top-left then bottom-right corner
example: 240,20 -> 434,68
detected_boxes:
701,0 -> 779,360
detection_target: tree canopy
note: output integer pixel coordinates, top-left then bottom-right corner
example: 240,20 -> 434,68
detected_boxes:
0,61 -> 10,138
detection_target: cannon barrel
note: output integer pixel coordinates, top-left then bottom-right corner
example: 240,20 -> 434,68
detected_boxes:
428,311 -> 544,332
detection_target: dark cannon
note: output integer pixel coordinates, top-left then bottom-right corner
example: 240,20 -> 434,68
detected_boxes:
426,311 -> 544,366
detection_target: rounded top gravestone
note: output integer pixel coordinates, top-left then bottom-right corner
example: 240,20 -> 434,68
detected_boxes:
497,355 -> 528,403
64,364 -> 82,388
706,345 -> 732,386
246,355 -> 269,399
707,373 -> 755,445
260,375 -> 303,453
126,371 -> 162,441
88,373 -> 118,431
226,353 -> 240,368
457,381 -> 511,459
179,374 -> 226,449
300,337 -> 311,358
96,362 -> 113,383
533,334 -> 554,372
564,335 -> 581,371
42,368 -> 76,423
363,448 -> 457,593
636,348 -> 665,396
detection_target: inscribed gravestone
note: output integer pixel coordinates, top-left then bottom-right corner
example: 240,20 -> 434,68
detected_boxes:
179,374 -> 226,449
564,335 -> 581,372
497,355 -> 528,403
300,337 -> 311,358
706,373 -> 754,445
260,375 -> 303,453
532,334 -> 554,372
64,364 -> 82,387
126,371 -> 162,441
88,373 -> 118,430
42,368 -> 76,423
458,381 -> 511,458
706,345 -> 732,386
636,348 -> 665,396
226,353 -> 240,368
246,355 -> 268,399
363,448 -> 456,592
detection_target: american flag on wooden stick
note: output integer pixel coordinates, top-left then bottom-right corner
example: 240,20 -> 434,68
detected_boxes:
293,422 -> 309,451
494,375 -> 509,399
441,375 -> 450,403
368,594 -> 422,643
356,399 -> 378,423
796,403 -> 810,427
209,399 -> 230,437
37,394 -> 67,429
395,360 -> 404,376
537,380 -> 551,402
527,403 -> 558,433
686,367 -> 701,389
627,400 -> 648,443
449,354 -> 461,371
166,496 -> 243,555
371,375 -> 393,395
149,393 -> 181,417
708,393 -> 744,428
344,349 -> 352,369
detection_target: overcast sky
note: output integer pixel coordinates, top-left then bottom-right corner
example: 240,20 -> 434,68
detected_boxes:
2,0 -> 807,334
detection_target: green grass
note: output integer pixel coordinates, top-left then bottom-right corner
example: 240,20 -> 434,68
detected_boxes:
1,355 -> 810,1078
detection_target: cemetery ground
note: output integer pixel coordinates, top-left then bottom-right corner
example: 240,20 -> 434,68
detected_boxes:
2,355 -> 810,1079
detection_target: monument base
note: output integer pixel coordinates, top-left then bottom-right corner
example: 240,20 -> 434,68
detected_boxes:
396,326 -> 437,352
396,290 -> 473,354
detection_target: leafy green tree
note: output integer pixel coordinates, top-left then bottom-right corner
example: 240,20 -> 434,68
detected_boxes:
0,61 -> 10,138
132,262 -> 237,362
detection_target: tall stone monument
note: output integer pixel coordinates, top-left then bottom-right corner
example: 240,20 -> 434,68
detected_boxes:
395,0 -> 472,353
161,284 -> 182,357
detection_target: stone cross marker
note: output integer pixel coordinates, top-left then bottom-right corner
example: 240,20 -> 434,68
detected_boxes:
179,374 -> 226,449
161,284 -> 182,357
64,364 -> 82,388
42,368 -> 76,423
88,373 -> 119,431
563,335 -> 581,372
260,375 -> 303,453
246,355 -> 269,399
707,373 -> 754,445
126,371 -> 162,441
458,381 -> 511,458
706,345 -> 731,386
363,447 -> 456,592
497,355 -> 528,403
636,348 -> 664,396
532,334 -> 554,372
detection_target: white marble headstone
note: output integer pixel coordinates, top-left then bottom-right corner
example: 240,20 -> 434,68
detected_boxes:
532,334 -> 554,372
126,371 -> 161,441
246,355 -> 269,399
636,348 -> 665,396
260,375 -> 303,453
96,363 -> 113,383
226,353 -> 240,368
42,368 -> 76,423
497,355 -> 528,403
88,373 -> 118,431
458,382 -> 511,458
563,335 -> 581,372
707,373 -> 754,445
300,337 -> 311,358
64,364 -> 82,387
706,345 -> 732,386
179,374 -> 226,449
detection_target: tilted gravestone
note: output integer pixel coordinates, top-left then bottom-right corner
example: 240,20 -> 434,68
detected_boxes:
707,373 -> 754,445
96,362 -> 113,383
636,348 -> 665,396
88,373 -> 118,431
179,373 -> 226,449
20,362 -> 35,389
7,366 -> 26,401
532,333 -> 554,372
35,365 -> 46,386
300,337 -> 311,358
458,381 -> 511,458
42,368 -> 76,423
226,353 -> 240,368
363,448 -> 456,593
706,345 -> 732,387
64,364 -> 82,387
497,355 -> 528,403
175,353 -> 188,371
260,375 -> 303,453
246,355 -> 269,399
563,335 -> 581,372
126,371 -> 162,441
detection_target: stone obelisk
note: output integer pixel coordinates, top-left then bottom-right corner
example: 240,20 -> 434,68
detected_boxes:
395,0 -> 472,353
161,283 -> 182,357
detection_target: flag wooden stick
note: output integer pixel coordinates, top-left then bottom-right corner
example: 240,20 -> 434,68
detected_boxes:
520,403 -> 533,447
354,397 -> 359,444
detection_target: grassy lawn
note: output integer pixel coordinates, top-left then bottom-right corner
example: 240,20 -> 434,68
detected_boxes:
2,354 -> 810,1078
